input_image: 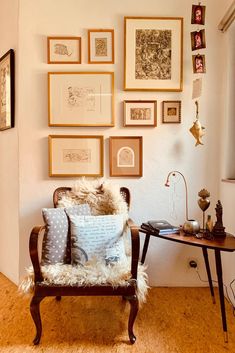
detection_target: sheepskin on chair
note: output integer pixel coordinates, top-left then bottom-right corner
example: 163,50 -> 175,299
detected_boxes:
19,178 -> 149,304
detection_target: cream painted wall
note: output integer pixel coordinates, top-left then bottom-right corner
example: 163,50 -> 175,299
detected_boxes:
15,0 -> 231,287
0,0 -> 20,284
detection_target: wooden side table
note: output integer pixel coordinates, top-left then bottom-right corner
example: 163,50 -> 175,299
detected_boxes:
139,229 -> 235,342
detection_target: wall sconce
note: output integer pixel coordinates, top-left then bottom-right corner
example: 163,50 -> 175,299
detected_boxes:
165,171 -> 200,235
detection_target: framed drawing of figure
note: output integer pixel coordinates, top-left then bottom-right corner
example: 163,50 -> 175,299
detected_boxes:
88,29 -> 114,64
192,54 -> 206,73
0,49 -> 14,131
191,4 -> 206,25
191,30 -> 206,51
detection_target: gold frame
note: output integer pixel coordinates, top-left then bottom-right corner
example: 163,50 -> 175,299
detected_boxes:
48,135 -> 104,177
124,100 -> 157,127
88,29 -> 114,64
47,36 -> 82,64
48,72 -> 114,126
109,136 -> 143,177
124,17 -> 183,91
162,100 -> 181,124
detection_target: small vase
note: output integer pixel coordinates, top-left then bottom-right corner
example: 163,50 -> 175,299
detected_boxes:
183,220 -> 200,235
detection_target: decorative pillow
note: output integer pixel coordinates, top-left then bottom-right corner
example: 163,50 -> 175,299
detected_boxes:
68,214 -> 126,266
41,204 -> 91,265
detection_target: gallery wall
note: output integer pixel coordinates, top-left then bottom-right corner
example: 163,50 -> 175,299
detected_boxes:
0,0 -> 20,283
0,0 -> 232,287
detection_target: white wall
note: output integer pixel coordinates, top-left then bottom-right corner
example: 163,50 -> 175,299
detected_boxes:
0,0 -> 20,284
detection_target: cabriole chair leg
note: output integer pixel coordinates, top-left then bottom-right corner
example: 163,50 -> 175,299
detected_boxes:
30,296 -> 44,345
128,294 -> 139,344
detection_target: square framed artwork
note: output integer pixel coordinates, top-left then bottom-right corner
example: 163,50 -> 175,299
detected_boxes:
162,101 -> 181,123
109,136 -> 143,177
47,37 -> 82,64
49,135 -> 104,177
192,54 -> 206,74
191,5 -> 206,25
124,100 -> 157,127
88,29 -> 114,64
0,49 -> 14,131
191,30 -> 206,51
124,17 -> 183,91
48,72 -> 114,126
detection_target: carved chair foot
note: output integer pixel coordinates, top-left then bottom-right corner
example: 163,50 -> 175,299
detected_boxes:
128,295 -> 139,344
30,296 -> 44,345
56,296 -> 61,301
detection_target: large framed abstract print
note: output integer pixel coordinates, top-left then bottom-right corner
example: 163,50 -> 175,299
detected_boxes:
48,72 -> 114,126
49,135 -> 104,177
124,17 -> 183,91
0,49 -> 14,131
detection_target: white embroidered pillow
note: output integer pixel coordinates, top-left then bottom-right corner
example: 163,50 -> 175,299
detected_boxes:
68,214 -> 126,266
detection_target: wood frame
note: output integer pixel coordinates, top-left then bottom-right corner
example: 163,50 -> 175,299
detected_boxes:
109,136 -> 143,177
0,49 -> 14,131
191,29 -> 206,51
48,135 -> 104,177
191,4 -> 206,25
124,100 -> 157,127
192,54 -> 206,74
48,72 -> 114,126
162,101 -> 181,124
47,36 -> 82,64
124,17 -> 183,91
88,29 -> 114,64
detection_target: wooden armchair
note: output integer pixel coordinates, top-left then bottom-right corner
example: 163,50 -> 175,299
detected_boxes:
29,186 -> 140,344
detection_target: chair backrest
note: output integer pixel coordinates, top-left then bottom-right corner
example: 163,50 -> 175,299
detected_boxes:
53,186 -> 130,210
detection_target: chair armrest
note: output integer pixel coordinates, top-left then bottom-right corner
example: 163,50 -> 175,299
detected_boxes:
29,226 -> 45,283
127,218 -> 140,280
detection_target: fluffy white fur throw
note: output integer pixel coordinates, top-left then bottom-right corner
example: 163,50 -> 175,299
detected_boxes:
19,258 -> 149,304
58,178 -> 129,223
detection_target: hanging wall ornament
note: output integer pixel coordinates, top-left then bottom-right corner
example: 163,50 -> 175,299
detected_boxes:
189,101 -> 205,146
191,3 -> 206,25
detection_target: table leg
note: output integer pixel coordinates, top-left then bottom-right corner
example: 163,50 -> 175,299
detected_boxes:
202,247 -> 215,304
215,249 -> 228,343
141,233 -> 150,264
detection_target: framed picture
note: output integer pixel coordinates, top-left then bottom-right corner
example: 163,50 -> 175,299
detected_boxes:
88,29 -> 114,64
48,72 -> 114,126
192,54 -> 206,74
191,30 -> 206,51
47,37 -> 82,64
0,49 -> 14,131
124,17 -> 183,91
191,5 -> 206,25
162,101 -> 181,123
124,100 -> 157,127
109,136 -> 143,177
49,135 -> 103,177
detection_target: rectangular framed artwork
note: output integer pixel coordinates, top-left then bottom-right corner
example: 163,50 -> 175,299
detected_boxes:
0,49 -> 14,131
162,100 -> 181,123
124,100 -> 157,126
47,37 -> 82,64
109,136 -> 143,177
88,29 -> 114,63
191,30 -> 206,51
49,135 -> 104,177
48,72 -> 114,126
124,17 -> 183,91
192,54 -> 206,74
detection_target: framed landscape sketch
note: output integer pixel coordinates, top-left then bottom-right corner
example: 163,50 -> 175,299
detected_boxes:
124,17 -> 183,91
47,37 -> 82,64
49,135 -> 103,177
88,29 -> 114,63
48,72 -> 114,126
124,100 -> 157,126
0,49 -> 14,131
109,136 -> 143,177
162,101 -> 181,123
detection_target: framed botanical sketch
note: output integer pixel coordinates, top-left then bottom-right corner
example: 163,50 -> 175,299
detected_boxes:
191,4 -> 206,25
0,49 -> 14,131
47,37 -> 82,64
48,135 -> 103,177
124,100 -> 157,127
88,29 -> 114,64
192,54 -> 206,74
124,17 -> 183,91
48,72 -> 114,126
162,101 -> 181,123
109,136 -> 143,177
191,30 -> 206,51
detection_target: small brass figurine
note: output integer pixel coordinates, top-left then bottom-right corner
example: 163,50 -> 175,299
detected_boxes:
198,188 -> 210,232
212,200 -> 226,238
